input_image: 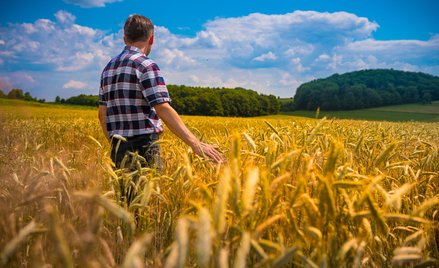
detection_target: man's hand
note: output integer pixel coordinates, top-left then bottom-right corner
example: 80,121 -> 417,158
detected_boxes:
191,142 -> 224,163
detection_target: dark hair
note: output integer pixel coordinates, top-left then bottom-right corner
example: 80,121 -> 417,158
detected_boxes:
124,14 -> 154,43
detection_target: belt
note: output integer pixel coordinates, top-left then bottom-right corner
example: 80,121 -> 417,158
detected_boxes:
112,133 -> 160,142
126,133 -> 160,141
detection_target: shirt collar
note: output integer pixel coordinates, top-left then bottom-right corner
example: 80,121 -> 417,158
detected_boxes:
124,45 -> 143,54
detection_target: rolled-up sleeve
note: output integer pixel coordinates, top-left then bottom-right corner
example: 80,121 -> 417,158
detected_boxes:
139,63 -> 171,106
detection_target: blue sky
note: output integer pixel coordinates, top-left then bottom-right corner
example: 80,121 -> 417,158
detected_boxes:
0,0 -> 438,100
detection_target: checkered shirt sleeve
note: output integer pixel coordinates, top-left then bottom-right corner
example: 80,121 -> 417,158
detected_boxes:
139,62 -> 171,106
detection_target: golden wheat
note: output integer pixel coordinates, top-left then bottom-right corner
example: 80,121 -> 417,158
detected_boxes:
0,103 -> 438,267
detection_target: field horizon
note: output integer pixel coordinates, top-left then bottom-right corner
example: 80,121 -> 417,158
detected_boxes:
280,101 -> 439,122
2,98 -> 438,123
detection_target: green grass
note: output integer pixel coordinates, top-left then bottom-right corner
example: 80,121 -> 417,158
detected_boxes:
368,101 -> 439,114
2,98 -> 438,122
0,98 -> 96,110
280,102 -> 439,122
279,97 -> 294,104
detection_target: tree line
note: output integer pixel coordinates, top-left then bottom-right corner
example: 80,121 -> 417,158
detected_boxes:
56,86 -> 280,117
53,86 -> 280,116
293,69 -> 439,111
1,86 -> 280,117
167,85 -> 280,117
54,94 -> 99,106
0,89 -> 46,103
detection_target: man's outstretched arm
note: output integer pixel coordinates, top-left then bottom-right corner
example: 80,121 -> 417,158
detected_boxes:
154,102 -> 224,163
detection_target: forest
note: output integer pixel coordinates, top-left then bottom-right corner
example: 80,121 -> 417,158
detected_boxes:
51,86 -> 282,117
0,88 -> 46,103
167,85 -> 280,117
0,86 -> 280,117
293,69 -> 439,110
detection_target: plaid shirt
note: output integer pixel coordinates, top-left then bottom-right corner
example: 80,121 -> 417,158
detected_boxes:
99,46 -> 171,138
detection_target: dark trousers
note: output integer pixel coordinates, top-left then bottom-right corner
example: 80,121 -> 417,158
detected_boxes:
110,133 -> 162,170
110,133 -> 162,206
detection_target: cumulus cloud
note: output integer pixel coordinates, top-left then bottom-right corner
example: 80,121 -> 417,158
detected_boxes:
0,10 -> 438,99
0,10 -> 118,73
63,0 -> 123,8
54,10 -> 76,25
253,52 -> 277,62
157,48 -> 197,69
151,10 -> 437,95
63,80 -> 88,89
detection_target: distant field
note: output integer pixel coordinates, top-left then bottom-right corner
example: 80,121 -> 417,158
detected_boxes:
281,102 -> 439,122
369,101 -> 439,114
2,99 -> 438,122
0,98 -> 95,110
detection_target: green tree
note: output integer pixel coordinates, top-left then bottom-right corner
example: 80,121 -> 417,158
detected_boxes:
7,89 -> 24,99
280,98 -> 295,112
0,89 -> 5,98
24,92 -> 34,101
421,91 -> 432,104
65,94 -> 99,106
293,69 -> 439,110
55,96 -> 61,103
363,88 -> 382,107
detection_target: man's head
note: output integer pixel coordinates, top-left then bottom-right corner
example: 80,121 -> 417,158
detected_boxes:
124,14 -> 154,55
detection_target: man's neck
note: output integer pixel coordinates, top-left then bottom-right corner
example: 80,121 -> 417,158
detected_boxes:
126,41 -> 151,56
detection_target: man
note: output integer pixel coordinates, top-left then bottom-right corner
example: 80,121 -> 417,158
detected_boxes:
98,14 -> 223,170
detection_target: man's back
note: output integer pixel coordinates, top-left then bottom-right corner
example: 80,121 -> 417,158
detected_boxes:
99,46 -> 171,138
98,14 -> 223,166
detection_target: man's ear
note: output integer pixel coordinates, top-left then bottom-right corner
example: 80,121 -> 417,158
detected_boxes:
123,36 -> 128,45
149,35 -> 154,45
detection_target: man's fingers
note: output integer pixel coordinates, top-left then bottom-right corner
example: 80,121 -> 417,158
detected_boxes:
207,150 -> 221,163
192,142 -> 224,163
211,148 -> 224,162
200,143 -> 224,163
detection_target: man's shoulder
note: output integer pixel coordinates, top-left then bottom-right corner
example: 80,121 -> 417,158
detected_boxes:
130,53 -> 157,69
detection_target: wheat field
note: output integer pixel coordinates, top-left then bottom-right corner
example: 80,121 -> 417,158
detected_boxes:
0,101 -> 438,267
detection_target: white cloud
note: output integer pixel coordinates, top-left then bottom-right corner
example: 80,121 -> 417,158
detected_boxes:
63,80 -> 87,89
68,24 -> 97,37
22,23 -> 37,34
0,40 -> 5,45
55,10 -> 76,25
34,19 -> 56,32
0,10 -> 117,74
253,52 -> 277,62
157,48 -> 197,69
57,52 -> 95,71
149,10 -> 383,74
316,54 -> 331,62
342,37 -> 439,61
63,0 -> 123,8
